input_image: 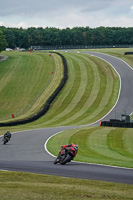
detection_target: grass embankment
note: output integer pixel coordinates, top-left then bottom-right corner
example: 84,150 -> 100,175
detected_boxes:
28,52 -> 119,127
82,48 -> 133,120
0,51 -> 119,126
0,171 -> 133,200
0,49 -> 132,197
0,51 -> 63,122
47,126 -> 133,168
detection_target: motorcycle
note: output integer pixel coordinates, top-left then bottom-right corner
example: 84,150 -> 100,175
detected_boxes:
3,136 -> 9,145
54,147 -> 75,165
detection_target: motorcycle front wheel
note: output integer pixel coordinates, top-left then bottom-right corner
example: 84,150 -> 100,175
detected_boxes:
54,157 -> 58,164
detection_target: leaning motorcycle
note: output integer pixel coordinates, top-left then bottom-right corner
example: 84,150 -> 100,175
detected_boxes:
54,147 -> 75,165
3,136 -> 9,145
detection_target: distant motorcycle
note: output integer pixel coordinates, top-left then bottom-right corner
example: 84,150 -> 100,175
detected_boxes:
3,131 -> 11,145
3,136 -> 10,145
54,147 -> 75,165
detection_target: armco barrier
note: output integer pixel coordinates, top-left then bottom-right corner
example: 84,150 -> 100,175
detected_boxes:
0,52 -> 68,127
124,52 -> 133,55
101,121 -> 133,128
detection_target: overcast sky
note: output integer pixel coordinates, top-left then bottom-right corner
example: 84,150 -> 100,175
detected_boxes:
1,0 -> 133,29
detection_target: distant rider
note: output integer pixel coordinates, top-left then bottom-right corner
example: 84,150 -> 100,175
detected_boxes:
61,143 -> 78,158
4,131 -> 11,140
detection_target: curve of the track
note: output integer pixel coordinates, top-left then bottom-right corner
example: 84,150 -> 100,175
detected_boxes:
0,52 -> 133,185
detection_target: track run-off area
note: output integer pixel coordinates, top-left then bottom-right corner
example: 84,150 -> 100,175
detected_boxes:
0,52 -> 133,185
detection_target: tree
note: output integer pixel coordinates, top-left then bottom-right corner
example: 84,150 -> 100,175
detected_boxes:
1,26 -> 133,48
5,29 -> 16,48
0,30 -> 8,52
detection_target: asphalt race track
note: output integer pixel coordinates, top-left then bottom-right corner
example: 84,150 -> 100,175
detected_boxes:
0,52 -> 133,185
87,52 -> 133,121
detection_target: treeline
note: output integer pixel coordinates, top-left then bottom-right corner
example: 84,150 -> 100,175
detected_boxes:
1,26 -> 133,49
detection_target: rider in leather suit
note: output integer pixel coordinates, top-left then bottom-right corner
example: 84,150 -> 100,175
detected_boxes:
61,143 -> 78,157
4,131 -> 11,140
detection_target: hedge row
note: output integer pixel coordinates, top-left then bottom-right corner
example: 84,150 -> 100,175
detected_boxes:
0,52 -> 68,127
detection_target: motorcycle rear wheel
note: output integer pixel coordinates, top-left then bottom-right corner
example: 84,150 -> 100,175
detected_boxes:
60,154 -> 72,165
3,140 -> 7,145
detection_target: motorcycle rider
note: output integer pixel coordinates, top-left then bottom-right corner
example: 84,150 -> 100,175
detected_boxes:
3,131 -> 11,141
61,143 -> 78,158
54,143 -> 78,164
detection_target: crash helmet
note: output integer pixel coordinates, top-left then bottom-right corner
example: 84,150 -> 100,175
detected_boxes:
72,143 -> 78,151
6,131 -> 11,135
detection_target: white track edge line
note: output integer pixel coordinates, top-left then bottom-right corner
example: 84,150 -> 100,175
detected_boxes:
44,131 -> 63,158
83,52 -> 121,124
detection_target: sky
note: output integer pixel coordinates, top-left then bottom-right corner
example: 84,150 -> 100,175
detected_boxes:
0,0 -> 133,29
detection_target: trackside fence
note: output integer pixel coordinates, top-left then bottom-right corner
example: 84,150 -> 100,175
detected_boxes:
101,121 -> 133,128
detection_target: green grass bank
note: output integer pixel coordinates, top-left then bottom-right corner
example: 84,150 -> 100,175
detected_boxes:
0,51 -> 63,122
0,50 -> 120,126
0,48 -> 133,197
0,171 -> 133,200
47,126 -> 133,168
24,51 -> 120,127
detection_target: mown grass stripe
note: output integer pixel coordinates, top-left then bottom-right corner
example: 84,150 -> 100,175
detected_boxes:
44,57 -> 76,114
0,50 -> 120,126
42,53 -> 103,126
31,56 -> 77,126
119,129 -> 133,158
41,54 -> 82,125
48,55 -> 89,125
107,129 -> 133,159
47,126 -> 133,168
70,128 -> 107,160
34,52 -> 119,127
75,56 -> 119,125
0,57 -> 20,93
0,52 -> 62,122
65,55 -> 108,125
85,59 -> 114,122
89,128 -> 132,161
12,53 -> 64,119
61,55 -> 99,125
124,129 -> 133,156
0,55 -> 28,118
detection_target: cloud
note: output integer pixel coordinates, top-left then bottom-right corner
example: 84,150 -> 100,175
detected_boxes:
0,0 -> 133,28
0,22 -> 4,26
0,21 -> 39,29
10,22 -> 31,29
97,17 -> 133,28
0,0 -> 114,17
81,0 -> 111,12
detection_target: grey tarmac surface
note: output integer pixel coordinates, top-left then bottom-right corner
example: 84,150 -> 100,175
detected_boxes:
86,52 -> 133,121
0,52 -> 133,185
0,55 -> 8,62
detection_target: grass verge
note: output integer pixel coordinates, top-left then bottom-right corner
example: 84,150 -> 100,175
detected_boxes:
0,48 -> 132,196
0,51 -> 63,122
0,50 -> 120,126
29,52 -> 119,127
0,171 -> 133,200
47,126 -> 133,168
